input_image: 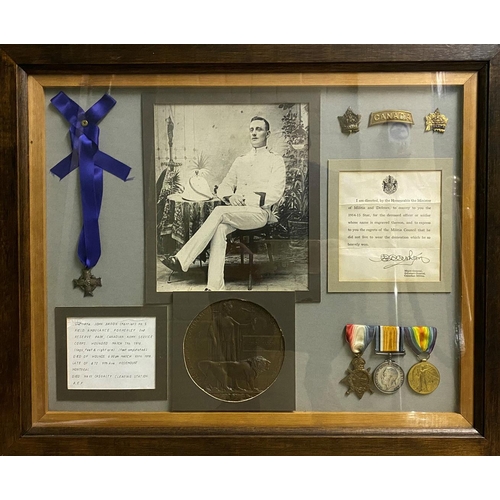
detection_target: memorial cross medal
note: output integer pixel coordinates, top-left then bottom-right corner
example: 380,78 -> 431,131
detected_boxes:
50,92 -> 132,296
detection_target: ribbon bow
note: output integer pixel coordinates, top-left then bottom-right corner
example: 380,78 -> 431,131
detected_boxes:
51,91 -> 131,270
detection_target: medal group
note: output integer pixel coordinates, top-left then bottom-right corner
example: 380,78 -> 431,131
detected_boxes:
341,324 -> 440,399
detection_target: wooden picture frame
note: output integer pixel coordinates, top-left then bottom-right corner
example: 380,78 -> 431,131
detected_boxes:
1,44 -> 499,456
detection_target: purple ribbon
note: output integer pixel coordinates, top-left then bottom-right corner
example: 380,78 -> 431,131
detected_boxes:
51,92 -> 131,269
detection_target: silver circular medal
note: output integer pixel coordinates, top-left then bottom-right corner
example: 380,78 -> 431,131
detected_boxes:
373,359 -> 404,394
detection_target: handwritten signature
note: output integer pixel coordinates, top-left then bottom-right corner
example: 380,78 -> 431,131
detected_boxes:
370,250 -> 430,269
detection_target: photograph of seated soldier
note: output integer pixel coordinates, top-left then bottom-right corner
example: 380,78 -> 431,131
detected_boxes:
155,104 -> 309,292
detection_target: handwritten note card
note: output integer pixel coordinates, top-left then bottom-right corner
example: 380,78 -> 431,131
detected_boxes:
67,317 -> 156,390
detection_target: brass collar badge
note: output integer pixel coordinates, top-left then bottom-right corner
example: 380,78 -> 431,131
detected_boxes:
338,107 -> 361,134
424,108 -> 448,133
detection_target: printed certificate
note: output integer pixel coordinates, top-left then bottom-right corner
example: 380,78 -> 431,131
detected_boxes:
328,159 -> 453,292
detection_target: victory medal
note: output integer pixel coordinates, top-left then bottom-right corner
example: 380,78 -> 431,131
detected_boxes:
405,326 -> 440,394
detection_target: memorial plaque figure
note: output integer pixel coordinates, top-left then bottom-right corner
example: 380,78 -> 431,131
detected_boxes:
183,299 -> 285,402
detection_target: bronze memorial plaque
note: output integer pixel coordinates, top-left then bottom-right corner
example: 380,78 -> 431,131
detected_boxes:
183,299 -> 285,402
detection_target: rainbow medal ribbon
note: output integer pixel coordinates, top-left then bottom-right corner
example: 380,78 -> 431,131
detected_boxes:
404,327 -> 440,394
341,324 -> 376,399
373,326 -> 406,394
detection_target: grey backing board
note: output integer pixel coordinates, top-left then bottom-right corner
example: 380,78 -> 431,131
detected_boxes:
45,84 -> 462,412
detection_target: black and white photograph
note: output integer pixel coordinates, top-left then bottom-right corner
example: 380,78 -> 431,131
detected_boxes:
148,101 -> 312,296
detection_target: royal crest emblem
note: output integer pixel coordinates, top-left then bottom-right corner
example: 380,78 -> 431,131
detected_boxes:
424,108 -> 448,133
382,175 -> 398,195
341,354 -> 373,399
338,107 -> 361,135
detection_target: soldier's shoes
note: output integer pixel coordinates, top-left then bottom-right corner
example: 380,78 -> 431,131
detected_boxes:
161,255 -> 183,273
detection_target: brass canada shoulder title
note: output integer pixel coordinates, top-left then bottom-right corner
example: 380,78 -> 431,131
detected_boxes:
368,110 -> 414,126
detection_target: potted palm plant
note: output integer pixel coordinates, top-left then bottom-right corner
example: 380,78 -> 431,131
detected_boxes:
274,104 -> 309,246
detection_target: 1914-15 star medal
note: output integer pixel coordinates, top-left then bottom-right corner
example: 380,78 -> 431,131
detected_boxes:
73,268 -> 102,297
341,354 -> 373,399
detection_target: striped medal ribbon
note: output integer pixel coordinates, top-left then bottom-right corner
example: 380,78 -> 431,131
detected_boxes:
404,326 -> 440,395
345,324 -> 376,355
373,326 -> 405,394
375,326 -> 405,355
341,325 -> 376,399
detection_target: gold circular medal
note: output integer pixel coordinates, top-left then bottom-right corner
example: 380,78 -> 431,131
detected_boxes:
183,299 -> 285,403
407,360 -> 440,394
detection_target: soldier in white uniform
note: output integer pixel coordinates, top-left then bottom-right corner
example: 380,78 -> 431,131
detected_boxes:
164,116 -> 286,291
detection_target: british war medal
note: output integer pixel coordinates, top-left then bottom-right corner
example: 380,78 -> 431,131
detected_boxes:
373,326 -> 405,394
341,324 -> 376,399
50,92 -> 132,296
404,326 -> 440,394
